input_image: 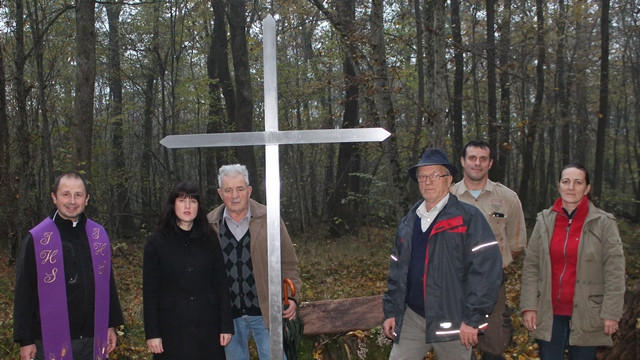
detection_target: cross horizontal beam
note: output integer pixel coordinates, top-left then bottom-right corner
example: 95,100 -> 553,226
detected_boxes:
160,128 -> 391,148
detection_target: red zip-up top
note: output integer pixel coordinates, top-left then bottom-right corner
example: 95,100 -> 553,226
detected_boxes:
549,196 -> 589,315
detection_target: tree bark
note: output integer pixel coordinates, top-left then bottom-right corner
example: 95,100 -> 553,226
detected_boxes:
486,0 -> 498,178
593,0 -> 610,200
496,0 -> 513,183
207,0 -> 236,201
451,0 -> 464,173
141,1 -> 161,223
27,0 -> 53,193
106,0 -> 132,237
519,0 -> 545,209
370,0 -> 403,222
423,0 -> 447,147
227,0 -> 259,200
328,0 -> 359,237
557,0 -> 571,165
13,0 -> 33,260
74,0 -> 96,176
0,30 -> 10,252
412,0 -> 426,158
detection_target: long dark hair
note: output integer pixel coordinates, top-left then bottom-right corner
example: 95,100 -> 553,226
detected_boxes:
157,181 -> 215,245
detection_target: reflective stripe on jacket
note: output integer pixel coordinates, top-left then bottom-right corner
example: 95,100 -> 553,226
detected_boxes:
383,194 -> 503,343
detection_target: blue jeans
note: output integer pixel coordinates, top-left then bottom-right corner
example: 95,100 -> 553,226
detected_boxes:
536,315 -> 597,360
225,315 -> 271,360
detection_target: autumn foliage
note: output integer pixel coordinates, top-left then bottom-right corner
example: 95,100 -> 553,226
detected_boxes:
1,223 -> 638,359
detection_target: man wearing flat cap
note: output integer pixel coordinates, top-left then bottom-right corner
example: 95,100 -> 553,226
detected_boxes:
383,148 -> 503,360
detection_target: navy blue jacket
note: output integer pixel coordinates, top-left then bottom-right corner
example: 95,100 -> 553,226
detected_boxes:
383,194 -> 502,343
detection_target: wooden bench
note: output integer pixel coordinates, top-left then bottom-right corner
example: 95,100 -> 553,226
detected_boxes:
297,295 -> 384,335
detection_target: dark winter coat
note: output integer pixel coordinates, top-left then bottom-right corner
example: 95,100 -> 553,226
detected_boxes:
143,228 -> 233,359
13,212 -> 124,346
383,194 -> 503,343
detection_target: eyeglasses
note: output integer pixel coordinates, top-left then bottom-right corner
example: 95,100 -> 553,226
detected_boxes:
416,173 -> 450,183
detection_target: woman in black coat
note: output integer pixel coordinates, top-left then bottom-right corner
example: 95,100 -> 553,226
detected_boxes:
143,181 -> 233,359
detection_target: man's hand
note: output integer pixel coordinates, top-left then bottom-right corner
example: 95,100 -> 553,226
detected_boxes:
522,310 -> 537,333
283,300 -> 297,320
459,322 -> 478,350
220,333 -> 232,346
147,338 -> 164,354
19,344 -> 36,360
383,317 -> 396,339
603,319 -> 619,335
107,327 -> 118,354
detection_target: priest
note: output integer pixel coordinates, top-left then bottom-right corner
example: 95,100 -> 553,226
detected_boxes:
13,172 -> 124,360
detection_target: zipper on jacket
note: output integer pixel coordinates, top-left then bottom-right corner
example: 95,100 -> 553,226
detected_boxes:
557,216 -> 572,302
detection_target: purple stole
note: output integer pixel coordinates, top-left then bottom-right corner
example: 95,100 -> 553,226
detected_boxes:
30,217 -> 111,360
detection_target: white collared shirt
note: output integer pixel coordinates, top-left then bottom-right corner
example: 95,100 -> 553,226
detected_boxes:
416,193 -> 450,232
223,207 -> 251,241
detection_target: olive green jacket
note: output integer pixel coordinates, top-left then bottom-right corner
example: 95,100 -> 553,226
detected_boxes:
520,200 -> 625,346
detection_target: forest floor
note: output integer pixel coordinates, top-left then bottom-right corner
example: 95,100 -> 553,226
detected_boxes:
1,221 -> 638,359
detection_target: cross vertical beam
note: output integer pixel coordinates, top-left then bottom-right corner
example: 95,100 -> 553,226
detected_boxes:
263,14 -> 284,360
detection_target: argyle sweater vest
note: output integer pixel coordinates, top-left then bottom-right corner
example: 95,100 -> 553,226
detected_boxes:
220,219 -> 261,318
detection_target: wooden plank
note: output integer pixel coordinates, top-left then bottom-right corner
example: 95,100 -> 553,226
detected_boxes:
298,295 -> 384,335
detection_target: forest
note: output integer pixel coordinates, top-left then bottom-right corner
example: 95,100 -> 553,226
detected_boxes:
0,0 -> 639,358
0,0 -> 638,247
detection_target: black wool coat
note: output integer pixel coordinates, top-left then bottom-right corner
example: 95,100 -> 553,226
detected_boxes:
143,227 -> 233,360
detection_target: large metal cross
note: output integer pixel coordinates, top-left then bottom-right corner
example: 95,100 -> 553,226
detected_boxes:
160,14 -> 390,359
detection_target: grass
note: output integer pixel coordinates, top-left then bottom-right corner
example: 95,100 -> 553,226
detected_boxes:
1,220 -> 638,359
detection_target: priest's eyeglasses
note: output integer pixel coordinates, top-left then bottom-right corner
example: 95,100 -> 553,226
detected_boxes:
417,172 -> 450,183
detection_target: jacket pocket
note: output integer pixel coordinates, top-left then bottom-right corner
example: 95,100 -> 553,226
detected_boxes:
584,294 -> 604,332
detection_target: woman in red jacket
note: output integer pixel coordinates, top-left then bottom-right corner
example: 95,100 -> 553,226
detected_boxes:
520,164 -> 625,360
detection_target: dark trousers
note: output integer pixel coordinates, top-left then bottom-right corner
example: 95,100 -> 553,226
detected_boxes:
536,315 -> 597,360
35,337 -> 95,360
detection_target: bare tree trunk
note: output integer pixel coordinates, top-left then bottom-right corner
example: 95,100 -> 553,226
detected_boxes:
424,0 -> 447,147
573,0 -> 590,166
74,0 -> 96,176
627,8 -> 640,220
27,0 -> 54,195
412,0 -> 425,157
496,0 -> 513,183
557,0 -> 571,165
519,0 -> 545,209
13,0 -> 33,260
593,0 -> 610,200
227,0 -> 259,200
106,0 -> 132,238
207,0 -> 236,201
0,27 -> 11,253
141,1 -> 161,226
486,0 -> 498,175
451,0 -> 464,170
328,0 -> 359,237
321,68 -> 335,223
470,4 -> 482,140
370,0 -> 404,221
